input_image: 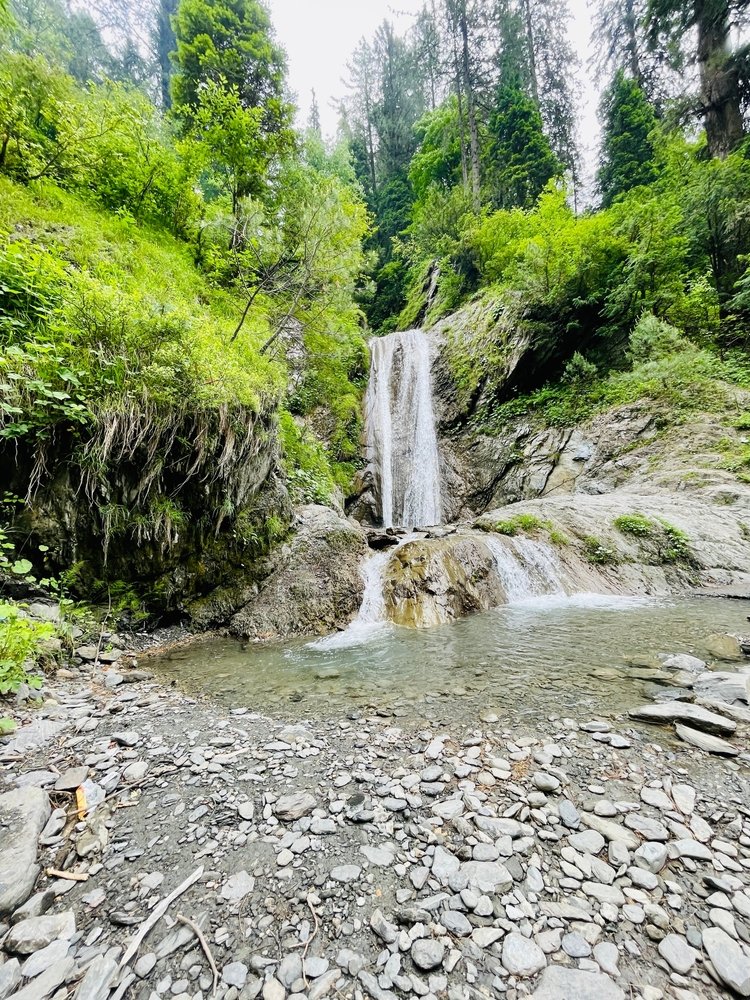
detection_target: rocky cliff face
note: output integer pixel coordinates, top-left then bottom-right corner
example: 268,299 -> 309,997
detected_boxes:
229,505 -> 368,641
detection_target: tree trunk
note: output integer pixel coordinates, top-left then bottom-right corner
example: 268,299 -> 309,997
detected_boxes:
522,0 -> 540,104
623,0 -> 643,88
458,1 -> 481,210
696,0 -> 744,158
157,0 -> 177,109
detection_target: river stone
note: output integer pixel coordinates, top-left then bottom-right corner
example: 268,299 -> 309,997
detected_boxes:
629,702 -> 736,734
702,927 -> 750,996
674,724 -> 739,756
703,633 -> 744,661
661,653 -> 707,673
274,793 -> 316,820
634,842 -> 668,873
580,814 -> 639,850
432,846 -> 460,882
502,933 -> 546,976
75,954 -> 118,1000
658,934 -> 697,974
53,766 -> 89,791
278,954 -> 303,988
5,911 -> 75,953
568,830 -> 605,854
694,671 -> 750,703
370,909 -> 398,944
558,799 -> 580,829
20,938 -> 70,978
223,962 -> 248,988
5,957 -> 75,1000
0,787 -> 50,917
411,939 -> 445,971
532,966 -> 625,999
0,958 -> 21,999
330,865 -> 361,883
593,942 -> 620,977
440,910 -> 472,936
461,860 -> 513,893
221,870 -> 255,903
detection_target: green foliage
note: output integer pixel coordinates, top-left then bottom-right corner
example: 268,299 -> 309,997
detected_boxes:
562,352 -> 598,386
279,411 -> 337,506
171,0 -> 288,118
657,519 -> 694,564
629,313 -> 686,361
493,513 -> 548,535
597,71 -> 658,207
583,536 -> 620,565
613,513 -> 654,536
0,602 -> 49,693
485,85 -> 562,210
409,98 -> 464,202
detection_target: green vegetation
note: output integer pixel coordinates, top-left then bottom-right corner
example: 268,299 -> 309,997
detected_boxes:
583,537 -> 620,566
486,513 -> 568,545
612,513 -> 695,565
0,603 -> 49,693
613,514 -> 655,537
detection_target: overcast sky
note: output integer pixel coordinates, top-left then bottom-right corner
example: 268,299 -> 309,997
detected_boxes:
268,0 -> 601,179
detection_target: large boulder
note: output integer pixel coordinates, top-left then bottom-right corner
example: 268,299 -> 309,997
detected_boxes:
230,505 -> 368,641
0,787 -> 50,917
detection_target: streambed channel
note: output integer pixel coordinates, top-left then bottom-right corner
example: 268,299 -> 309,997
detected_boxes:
150,595 -> 748,723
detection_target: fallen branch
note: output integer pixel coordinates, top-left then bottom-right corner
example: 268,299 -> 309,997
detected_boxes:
119,866 -> 204,969
177,912 -> 219,997
301,894 -> 320,988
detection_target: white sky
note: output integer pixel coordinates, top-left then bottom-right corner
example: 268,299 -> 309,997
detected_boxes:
268,0 -> 601,181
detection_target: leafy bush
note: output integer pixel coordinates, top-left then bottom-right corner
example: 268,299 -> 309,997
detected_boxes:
0,603 -> 49,693
629,313 -> 686,362
657,520 -> 694,564
494,513 -> 548,535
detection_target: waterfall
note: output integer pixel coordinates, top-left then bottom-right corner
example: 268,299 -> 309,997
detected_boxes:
366,330 -> 442,529
483,534 -> 568,603
308,547 -> 394,650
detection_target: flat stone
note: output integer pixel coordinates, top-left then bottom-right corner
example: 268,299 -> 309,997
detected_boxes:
658,934 -> 697,974
361,845 -> 394,866
472,927 -> 504,948
304,957 -> 330,979
20,938 -> 70,978
580,814 -> 639,850
460,860 -> 513,893
532,966 -> 625,999
134,953 -> 157,978
593,942 -> 620,977
370,908 -> 398,944
223,963 -> 249,988
5,957 -> 75,1000
0,787 -> 50,917
502,933 -> 547,976
568,830 -> 605,855
5,911 -> 76,953
330,865 -> 361,883
702,927 -> 750,996
558,800 -> 580,829
222,871 -> 255,903
432,846 -> 460,883
629,702 -> 736,735
674,724 -> 739,756
278,954 -> 303,988
75,954 -> 118,1000
0,959 -> 21,999
263,978 -> 286,1000
562,932 -> 591,958
440,911 -> 472,937
274,793 -> 316,821
411,939 -> 445,971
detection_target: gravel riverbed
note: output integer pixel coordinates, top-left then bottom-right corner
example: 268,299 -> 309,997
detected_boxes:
1,649 -> 749,1000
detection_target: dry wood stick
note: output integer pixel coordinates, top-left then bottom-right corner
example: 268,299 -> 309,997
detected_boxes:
119,865 -> 204,969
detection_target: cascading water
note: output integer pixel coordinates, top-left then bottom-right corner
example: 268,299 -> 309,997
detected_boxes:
483,534 -> 568,603
365,330 -> 442,529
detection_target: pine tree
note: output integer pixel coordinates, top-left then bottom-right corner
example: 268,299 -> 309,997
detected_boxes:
485,84 -> 561,209
597,70 -> 658,207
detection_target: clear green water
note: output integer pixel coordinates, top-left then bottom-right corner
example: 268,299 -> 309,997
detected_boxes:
150,595 -> 748,723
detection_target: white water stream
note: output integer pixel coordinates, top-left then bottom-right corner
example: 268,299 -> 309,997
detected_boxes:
366,330 -> 442,529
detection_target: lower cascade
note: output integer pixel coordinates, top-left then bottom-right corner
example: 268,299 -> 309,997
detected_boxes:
365,329 -> 443,529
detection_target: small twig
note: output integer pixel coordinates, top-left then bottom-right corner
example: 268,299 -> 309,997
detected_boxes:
301,894 -> 320,988
176,912 -> 219,996
119,866 -> 204,969
46,868 -> 88,882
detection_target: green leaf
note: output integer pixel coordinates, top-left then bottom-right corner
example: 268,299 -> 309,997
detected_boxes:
11,559 -> 33,575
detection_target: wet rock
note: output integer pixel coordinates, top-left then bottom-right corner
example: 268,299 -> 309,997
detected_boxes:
531,966 -> 625,999
629,702 -> 736,735
0,787 -> 50,917
674,723 -> 739,755
703,633 -> 744,661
